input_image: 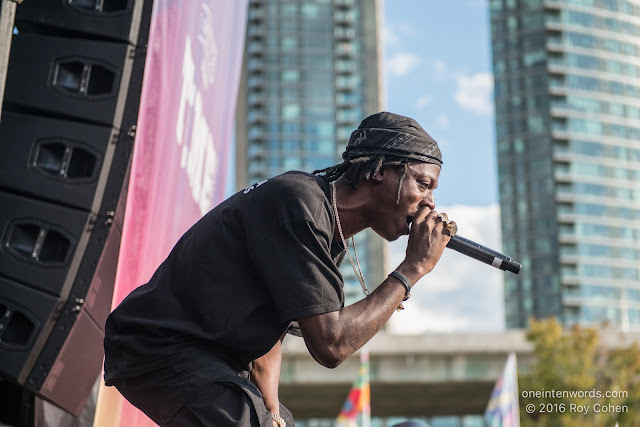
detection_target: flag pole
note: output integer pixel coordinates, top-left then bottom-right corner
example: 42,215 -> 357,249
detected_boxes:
361,347 -> 370,427
336,345 -> 372,427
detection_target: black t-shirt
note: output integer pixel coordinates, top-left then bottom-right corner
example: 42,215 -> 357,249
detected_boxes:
104,172 -> 346,381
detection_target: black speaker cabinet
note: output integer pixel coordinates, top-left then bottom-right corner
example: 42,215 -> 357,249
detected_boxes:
15,0 -> 149,44
0,277 -> 59,382
4,33 -> 132,127
0,0 -> 153,417
0,112 -> 119,212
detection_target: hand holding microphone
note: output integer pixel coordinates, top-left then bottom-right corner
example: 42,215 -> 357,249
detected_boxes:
407,211 -> 522,286
436,212 -> 521,274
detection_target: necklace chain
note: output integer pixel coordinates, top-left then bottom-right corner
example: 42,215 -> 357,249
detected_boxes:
332,181 -> 369,296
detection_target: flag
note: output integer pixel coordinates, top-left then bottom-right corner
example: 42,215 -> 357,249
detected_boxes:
336,348 -> 370,427
485,352 -> 520,427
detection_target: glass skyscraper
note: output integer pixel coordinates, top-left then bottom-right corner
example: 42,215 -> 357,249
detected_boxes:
490,0 -> 640,329
235,0 -> 387,303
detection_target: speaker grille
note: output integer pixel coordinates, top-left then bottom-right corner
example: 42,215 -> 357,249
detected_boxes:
39,309 -> 103,415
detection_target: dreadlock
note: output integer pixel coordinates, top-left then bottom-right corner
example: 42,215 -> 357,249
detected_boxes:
313,154 -> 413,203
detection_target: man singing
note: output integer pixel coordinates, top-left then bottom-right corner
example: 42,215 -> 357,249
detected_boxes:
103,112 -> 457,426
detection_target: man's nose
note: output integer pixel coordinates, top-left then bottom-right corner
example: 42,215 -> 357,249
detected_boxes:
420,192 -> 435,210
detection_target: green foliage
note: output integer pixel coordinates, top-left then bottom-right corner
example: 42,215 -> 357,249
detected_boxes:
519,318 -> 640,427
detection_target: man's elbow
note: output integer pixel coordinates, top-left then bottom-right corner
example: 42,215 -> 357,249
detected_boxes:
314,354 -> 341,369
320,359 -> 341,369
308,343 -> 348,369
298,313 -> 350,368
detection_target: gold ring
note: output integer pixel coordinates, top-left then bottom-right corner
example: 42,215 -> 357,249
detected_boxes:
438,212 -> 449,223
446,222 -> 457,237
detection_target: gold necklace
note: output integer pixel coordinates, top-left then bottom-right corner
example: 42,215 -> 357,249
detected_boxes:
331,181 -> 369,296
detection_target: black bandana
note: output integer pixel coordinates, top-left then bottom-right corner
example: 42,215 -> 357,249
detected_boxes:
343,112 -> 442,166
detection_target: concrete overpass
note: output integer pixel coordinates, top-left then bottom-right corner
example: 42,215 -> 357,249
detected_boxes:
279,329 -> 640,419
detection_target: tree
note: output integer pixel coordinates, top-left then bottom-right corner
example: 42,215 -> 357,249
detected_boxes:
519,317 -> 640,427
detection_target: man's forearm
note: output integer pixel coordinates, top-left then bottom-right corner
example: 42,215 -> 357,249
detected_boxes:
250,338 -> 282,414
336,261 -> 423,353
299,275 -> 406,368
298,207 -> 451,369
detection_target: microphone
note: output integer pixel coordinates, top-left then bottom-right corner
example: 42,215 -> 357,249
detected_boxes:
446,235 -> 521,274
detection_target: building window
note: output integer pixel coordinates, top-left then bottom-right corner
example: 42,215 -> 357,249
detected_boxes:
282,103 -> 300,120
281,70 -> 300,82
281,37 -> 298,50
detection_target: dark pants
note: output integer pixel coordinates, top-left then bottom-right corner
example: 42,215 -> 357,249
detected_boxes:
107,356 -> 294,426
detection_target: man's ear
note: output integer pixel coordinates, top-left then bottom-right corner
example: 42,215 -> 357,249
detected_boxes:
373,165 -> 391,183
373,168 -> 385,182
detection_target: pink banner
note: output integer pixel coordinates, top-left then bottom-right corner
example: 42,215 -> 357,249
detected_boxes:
97,0 -> 247,425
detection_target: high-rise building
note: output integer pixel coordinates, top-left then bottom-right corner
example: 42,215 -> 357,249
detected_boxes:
490,0 -> 640,329
235,0 -> 387,303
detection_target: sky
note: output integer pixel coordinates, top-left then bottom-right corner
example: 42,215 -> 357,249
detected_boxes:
381,0 -> 507,334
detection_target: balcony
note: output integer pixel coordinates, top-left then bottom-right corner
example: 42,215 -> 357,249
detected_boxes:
543,0 -> 562,10
334,0 -> 355,7
544,13 -> 562,28
248,8 -> 265,21
248,59 -> 264,72
335,60 -> 356,74
334,27 -> 355,41
552,151 -> 572,162
558,230 -> 577,244
247,26 -> 265,39
248,126 -> 265,140
248,112 -> 266,125
551,129 -> 570,141
334,11 -> 356,25
549,85 -> 567,96
335,79 -> 355,91
335,42 -> 354,58
336,109 -> 359,126
248,164 -> 268,177
557,212 -> 577,223
247,77 -> 264,89
545,30 -> 563,49
336,94 -> 356,108
550,106 -> 570,118
562,296 -> 581,307
547,61 -> 569,75
248,145 -> 267,159
560,271 -> 579,286
248,42 -> 264,55
554,171 -> 573,183
559,253 -> 579,265
248,93 -> 265,106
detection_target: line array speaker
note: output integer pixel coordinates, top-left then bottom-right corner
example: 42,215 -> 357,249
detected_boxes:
0,0 -> 153,417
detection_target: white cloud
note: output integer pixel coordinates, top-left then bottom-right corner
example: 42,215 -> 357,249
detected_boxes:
432,59 -> 447,75
454,72 -> 494,115
415,95 -> 432,110
387,204 -> 505,334
386,52 -> 422,77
